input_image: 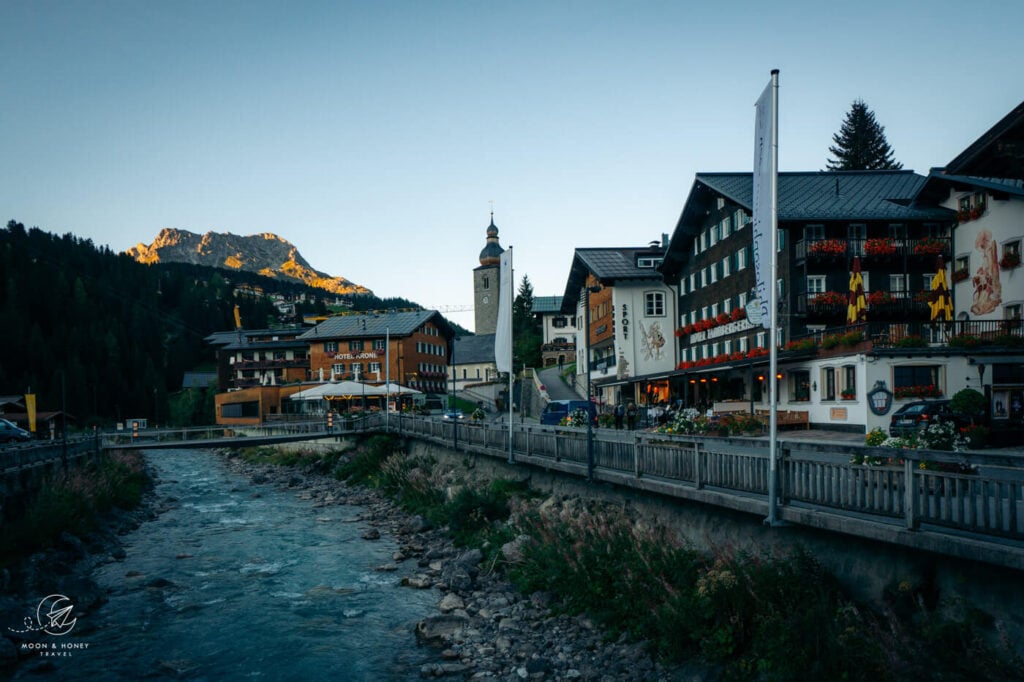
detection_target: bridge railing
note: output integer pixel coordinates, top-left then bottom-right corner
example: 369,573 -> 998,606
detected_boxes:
386,415 -> 1024,556
1,435 -> 100,474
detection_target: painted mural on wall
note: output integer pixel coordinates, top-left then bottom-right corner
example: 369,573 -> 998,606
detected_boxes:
970,229 -> 1002,315
638,320 -> 666,361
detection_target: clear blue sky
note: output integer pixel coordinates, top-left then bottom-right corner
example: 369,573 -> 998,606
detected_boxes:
3,0 -> 1022,330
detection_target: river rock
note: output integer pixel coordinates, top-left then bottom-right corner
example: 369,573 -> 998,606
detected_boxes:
415,614 -> 470,643
438,593 -> 464,613
361,528 -> 381,540
59,532 -> 88,559
401,575 -> 433,589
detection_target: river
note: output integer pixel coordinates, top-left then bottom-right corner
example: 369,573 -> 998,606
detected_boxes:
16,449 -> 438,680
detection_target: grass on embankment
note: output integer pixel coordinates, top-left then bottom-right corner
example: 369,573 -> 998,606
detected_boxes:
239,435 -> 1022,681
0,451 -> 150,567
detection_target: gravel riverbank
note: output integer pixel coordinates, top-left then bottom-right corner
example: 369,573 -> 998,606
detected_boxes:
219,451 -> 693,681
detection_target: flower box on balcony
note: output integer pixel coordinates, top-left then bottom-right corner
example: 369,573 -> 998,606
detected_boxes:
811,291 -> 847,306
840,391 -> 856,400
894,384 -> 942,399
809,239 -> 847,257
913,238 -> 945,256
969,205 -> 985,220
867,290 -> 894,306
863,238 -> 896,256
958,209 -> 970,223
951,268 -> 969,283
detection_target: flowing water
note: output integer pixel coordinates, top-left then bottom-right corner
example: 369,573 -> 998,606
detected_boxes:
17,449 -> 437,680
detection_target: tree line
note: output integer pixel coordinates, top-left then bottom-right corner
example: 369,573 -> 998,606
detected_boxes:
0,221 -> 436,428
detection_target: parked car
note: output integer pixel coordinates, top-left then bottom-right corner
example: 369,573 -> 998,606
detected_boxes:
0,418 -> 32,443
888,400 -> 962,437
441,409 -> 465,421
540,400 -> 597,426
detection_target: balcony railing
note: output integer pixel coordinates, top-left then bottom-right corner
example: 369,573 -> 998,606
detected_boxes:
797,237 -> 951,265
798,291 -> 932,321
791,319 -> 1023,351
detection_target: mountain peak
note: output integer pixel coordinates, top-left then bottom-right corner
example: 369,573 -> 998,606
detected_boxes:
125,228 -> 371,296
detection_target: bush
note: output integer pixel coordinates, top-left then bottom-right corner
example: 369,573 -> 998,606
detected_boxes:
949,388 -> 986,425
865,427 -> 887,447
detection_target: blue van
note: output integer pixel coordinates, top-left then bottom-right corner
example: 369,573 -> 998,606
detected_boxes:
540,400 -> 597,426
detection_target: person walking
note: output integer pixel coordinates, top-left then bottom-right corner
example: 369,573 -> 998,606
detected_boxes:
614,402 -> 625,430
626,402 -> 638,430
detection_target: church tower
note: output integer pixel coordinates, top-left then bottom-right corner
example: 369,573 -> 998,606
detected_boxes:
473,214 -> 504,335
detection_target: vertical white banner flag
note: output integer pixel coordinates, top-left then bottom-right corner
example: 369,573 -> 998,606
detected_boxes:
752,78 -> 774,330
494,248 -> 513,373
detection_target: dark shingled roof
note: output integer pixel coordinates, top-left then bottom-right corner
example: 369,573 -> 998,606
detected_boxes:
297,310 -> 453,341
453,334 -> 496,364
916,169 -> 1024,204
945,99 -> 1024,178
694,171 -> 952,222
661,170 -> 956,279
560,246 -> 665,311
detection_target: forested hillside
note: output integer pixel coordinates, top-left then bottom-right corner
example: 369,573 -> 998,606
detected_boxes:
0,221 -> 432,427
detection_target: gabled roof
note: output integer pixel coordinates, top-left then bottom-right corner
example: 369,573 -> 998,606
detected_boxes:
297,310 -> 453,341
560,246 -> 667,312
453,334 -> 496,365
945,100 -> 1024,178
694,171 -> 950,222
531,296 -> 564,315
662,170 -> 955,279
915,169 -> 1024,204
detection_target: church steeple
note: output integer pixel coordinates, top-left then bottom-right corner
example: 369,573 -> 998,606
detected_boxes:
473,212 -> 504,335
479,212 -> 504,265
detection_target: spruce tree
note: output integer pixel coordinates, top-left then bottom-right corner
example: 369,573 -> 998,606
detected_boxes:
826,99 -> 902,171
512,275 -> 542,369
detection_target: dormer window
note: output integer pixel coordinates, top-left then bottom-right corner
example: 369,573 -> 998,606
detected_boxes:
636,257 -> 663,268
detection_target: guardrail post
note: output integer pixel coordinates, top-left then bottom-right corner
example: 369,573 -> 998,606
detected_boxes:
694,442 -> 703,489
904,457 -> 918,530
633,433 -> 640,478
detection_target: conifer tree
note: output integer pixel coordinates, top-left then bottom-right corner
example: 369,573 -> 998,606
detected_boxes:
826,99 -> 902,171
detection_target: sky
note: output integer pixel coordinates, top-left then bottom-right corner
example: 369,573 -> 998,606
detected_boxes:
3,1 -> 1022,331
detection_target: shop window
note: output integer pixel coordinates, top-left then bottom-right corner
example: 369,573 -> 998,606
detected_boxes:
790,370 -> 811,402
893,366 -> 940,394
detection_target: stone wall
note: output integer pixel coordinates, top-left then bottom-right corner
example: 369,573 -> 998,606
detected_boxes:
402,436 -> 1024,653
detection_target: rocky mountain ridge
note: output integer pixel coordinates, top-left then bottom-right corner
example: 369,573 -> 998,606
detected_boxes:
126,228 -> 371,296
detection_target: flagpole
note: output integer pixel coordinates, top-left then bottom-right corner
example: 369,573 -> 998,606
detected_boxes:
766,69 -> 782,526
507,246 -> 514,464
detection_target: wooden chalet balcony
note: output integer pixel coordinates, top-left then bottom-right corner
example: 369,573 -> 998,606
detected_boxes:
797,291 -> 931,322
790,319 -> 1023,351
796,237 -> 951,268
233,358 -> 309,370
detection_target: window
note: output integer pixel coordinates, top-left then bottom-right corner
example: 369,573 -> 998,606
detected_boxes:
324,341 -> 338,354
700,269 -> 707,287
553,316 -> 568,328
955,255 -> 969,274
709,225 -> 719,247
890,274 -> 909,294
723,339 -> 731,354
958,195 -> 971,214
973,192 -> 987,212
721,256 -> 730,278
807,275 -> 826,295
349,340 -> 364,351
778,229 -> 786,251
738,292 -> 748,309
723,298 -> 731,313
679,279 -> 687,296
848,223 -> 866,256
888,223 -> 906,240
710,263 -> 718,283
735,209 -> 747,229
333,363 -> 345,374
368,362 -> 381,374
373,339 -> 385,351
693,240 -> 699,257
700,232 -> 707,252
790,370 -> 810,402
756,331 -> 766,348
821,367 -> 836,401
645,291 -> 665,316
735,247 -> 748,271
894,366 -> 940,391
843,365 -> 856,398
637,257 -> 663,268
351,362 -> 363,378
1006,304 -> 1022,320
738,337 -> 748,353
805,224 -> 824,241
721,216 -> 731,238
1004,240 -> 1021,262
689,273 -> 697,292
482,275 -> 490,289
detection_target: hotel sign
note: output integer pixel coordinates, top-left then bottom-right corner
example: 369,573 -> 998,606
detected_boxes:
687,318 -> 755,343
333,352 -> 379,360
